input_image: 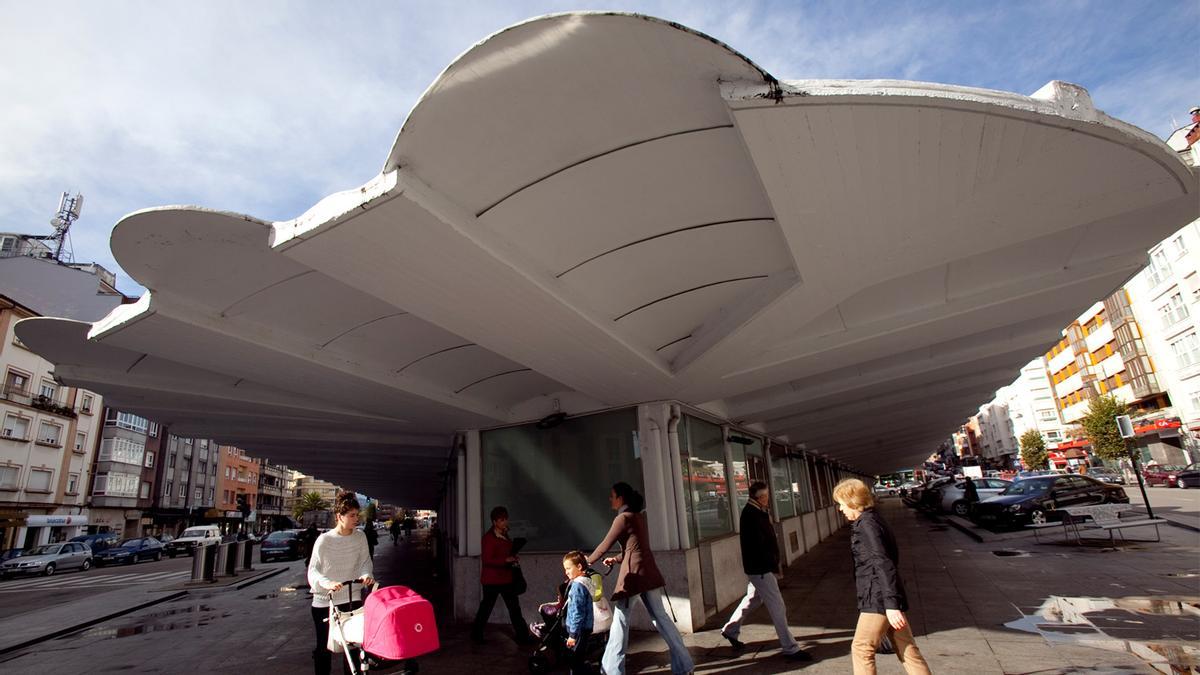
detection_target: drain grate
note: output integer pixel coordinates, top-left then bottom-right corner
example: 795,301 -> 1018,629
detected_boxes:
992,549 -> 1032,557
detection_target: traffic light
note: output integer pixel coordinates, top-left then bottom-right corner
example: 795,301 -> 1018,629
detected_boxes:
236,493 -> 251,518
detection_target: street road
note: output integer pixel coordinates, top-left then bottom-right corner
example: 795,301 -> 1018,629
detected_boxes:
0,552 -> 292,615
1126,482 -> 1200,530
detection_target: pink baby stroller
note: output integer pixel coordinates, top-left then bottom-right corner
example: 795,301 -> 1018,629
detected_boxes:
327,581 -> 440,674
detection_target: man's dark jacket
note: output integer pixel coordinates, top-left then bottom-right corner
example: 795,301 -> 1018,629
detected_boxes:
739,502 -> 779,575
850,508 -> 909,614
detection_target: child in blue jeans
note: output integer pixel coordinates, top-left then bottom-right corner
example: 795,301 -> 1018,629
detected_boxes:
562,550 -> 594,675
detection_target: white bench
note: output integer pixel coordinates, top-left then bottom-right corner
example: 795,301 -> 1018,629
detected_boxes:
1060,504 -> 1168,545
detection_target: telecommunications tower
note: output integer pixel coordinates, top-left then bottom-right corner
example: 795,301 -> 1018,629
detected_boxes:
49,191 -> 83,263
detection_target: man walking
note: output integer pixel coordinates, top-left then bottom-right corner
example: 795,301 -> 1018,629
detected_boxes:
720,482 -> 812,663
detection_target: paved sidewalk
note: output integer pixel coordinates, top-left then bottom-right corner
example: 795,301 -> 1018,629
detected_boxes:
1,508 -> 1196,673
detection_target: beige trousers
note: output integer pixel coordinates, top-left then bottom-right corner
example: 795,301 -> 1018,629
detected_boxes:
851,612 -> 932,675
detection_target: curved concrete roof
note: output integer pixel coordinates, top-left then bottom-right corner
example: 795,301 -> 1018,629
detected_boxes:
17,13 -> 1198,505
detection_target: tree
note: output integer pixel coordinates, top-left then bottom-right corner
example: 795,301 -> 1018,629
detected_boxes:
362,501 -> 377,523
1019,430 -> 1049,470
292,491 -> 329,523
1079,394 -> 1131,461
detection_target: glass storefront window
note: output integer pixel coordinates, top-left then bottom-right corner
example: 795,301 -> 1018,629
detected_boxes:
481,408 -> 641,552
790,455 -> 814,513
728,435 -> 765,516
769,443 -> 795,518
680,415 -> 732,542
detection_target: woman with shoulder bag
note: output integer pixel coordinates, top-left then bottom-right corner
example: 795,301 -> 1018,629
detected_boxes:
471,505 -> 534,644
833,478 -> 931,675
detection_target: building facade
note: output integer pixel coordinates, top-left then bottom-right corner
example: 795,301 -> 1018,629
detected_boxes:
91,407 -> 166,537
217,445 -> 258,532
0,295 -> 103,549
256,457 -> 290,531
149,436 -> 218,537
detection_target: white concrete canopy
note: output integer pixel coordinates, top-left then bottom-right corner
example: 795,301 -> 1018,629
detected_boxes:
16,12 -> 1198,505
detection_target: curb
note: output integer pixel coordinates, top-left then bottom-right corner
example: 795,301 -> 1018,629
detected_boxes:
0,590 -> 188,656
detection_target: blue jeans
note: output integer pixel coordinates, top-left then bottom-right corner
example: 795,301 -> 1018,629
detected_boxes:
602,586 -> 693,675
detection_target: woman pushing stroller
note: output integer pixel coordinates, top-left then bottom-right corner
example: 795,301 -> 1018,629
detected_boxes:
587,482 -> 693,675
308,492 -> 374,675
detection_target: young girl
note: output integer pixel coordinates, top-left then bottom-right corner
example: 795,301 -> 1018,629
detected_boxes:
562,550 -> 594,675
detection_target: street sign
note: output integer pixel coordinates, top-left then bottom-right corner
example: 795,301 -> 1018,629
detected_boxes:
1115,415 -> 1134,439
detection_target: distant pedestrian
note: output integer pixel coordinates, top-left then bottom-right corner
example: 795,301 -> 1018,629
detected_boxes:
471,506 -> 533,645
308,492 -> 374,675
390,519 -> 401,545
962,477 -> 979,513
833,478 -> 931,675
364,518 -> 378,558
720,481 -> 812,663
301,524 -> 320,567
587,482 -> 692,675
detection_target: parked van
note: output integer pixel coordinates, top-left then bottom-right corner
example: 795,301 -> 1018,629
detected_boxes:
165,525 -> 221,557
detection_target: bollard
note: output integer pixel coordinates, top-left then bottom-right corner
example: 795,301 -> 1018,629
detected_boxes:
225,542 -> 240,576
191,543 -> 206,581
214,542 -> 231,577
201,543 -> 218,581
242,541 -> 255,571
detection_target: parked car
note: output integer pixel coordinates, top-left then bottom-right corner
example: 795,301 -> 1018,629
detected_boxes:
1142,464 -> 1185,487
897,480 -> 920,498
1167,463 -> 1200,489
94,537 -> 164,565
158,534 -> 175,544
971,475 -> 1129,528
165,525 -> 222,557
260,530 -> 303,562
69,532 -> 121,553
912,476 -> 956,509
873,483 -> 899,497
0,548 -> 24,563
0,542 -> 92,577
939,479 -> 1012,516
1085,468 -> 1125,485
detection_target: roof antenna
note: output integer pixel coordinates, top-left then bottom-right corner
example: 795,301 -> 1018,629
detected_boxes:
49,191 -> 83,263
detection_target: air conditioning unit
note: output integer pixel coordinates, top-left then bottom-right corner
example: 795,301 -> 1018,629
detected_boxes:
2,429 -> 11,437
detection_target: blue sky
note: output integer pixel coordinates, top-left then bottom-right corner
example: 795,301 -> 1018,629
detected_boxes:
1,0 -> 1195,295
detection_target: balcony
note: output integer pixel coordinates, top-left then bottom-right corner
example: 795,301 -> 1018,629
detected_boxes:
1,387 -> 78,419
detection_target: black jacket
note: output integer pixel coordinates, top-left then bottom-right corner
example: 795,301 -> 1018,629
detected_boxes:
739,502 -> 779,575
850,509 -> 908,614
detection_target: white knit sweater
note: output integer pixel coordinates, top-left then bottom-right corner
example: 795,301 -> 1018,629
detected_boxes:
307,529 -> 373,608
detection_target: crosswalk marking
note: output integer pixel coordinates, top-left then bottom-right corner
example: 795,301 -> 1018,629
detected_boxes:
0,569 -> 189,593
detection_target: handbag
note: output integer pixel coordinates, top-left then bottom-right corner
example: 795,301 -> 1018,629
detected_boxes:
511,565 -> 528,595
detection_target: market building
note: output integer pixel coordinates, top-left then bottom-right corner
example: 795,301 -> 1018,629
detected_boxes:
15,13 -> 1198,631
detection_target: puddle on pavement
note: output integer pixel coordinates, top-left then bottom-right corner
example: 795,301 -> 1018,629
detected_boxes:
1004,595 -> 1200,674
992,549 -> 1032,557
68,603 -> 234,641
1163,571 -> 1200,578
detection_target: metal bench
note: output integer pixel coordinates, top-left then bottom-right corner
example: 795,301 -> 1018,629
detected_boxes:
1060,504 -> 1168,545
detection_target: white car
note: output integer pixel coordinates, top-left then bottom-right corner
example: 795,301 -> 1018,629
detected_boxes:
940,479 -> 1011,516
165,525 -> 222,557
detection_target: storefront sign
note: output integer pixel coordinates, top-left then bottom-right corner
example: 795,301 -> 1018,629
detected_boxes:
224,510 -> 243,519
25,513 -> 89,527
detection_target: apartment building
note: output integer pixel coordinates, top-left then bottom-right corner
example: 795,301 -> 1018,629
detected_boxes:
148,436 -> 218,537
0,295 -> 105,549
256,458 -> 290,531
91,407 -> 167,537
217,445 -> 258,532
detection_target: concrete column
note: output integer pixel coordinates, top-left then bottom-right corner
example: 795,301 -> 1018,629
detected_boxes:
722,426 -> 738,533
465,429 -> 482,557
638,403 -> 677,550
456,442 -> 467,557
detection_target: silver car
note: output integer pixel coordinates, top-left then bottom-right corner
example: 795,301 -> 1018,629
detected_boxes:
940,479 -> 1012,516
0,542 -> 93,577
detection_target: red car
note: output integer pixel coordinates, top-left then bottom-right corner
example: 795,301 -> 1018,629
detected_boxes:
1142,465 -> 1185,486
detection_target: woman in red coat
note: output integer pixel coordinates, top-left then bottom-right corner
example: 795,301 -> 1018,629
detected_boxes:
471,505 -> 533,644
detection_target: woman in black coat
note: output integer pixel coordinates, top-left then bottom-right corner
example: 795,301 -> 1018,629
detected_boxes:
833,478 -> 932,675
